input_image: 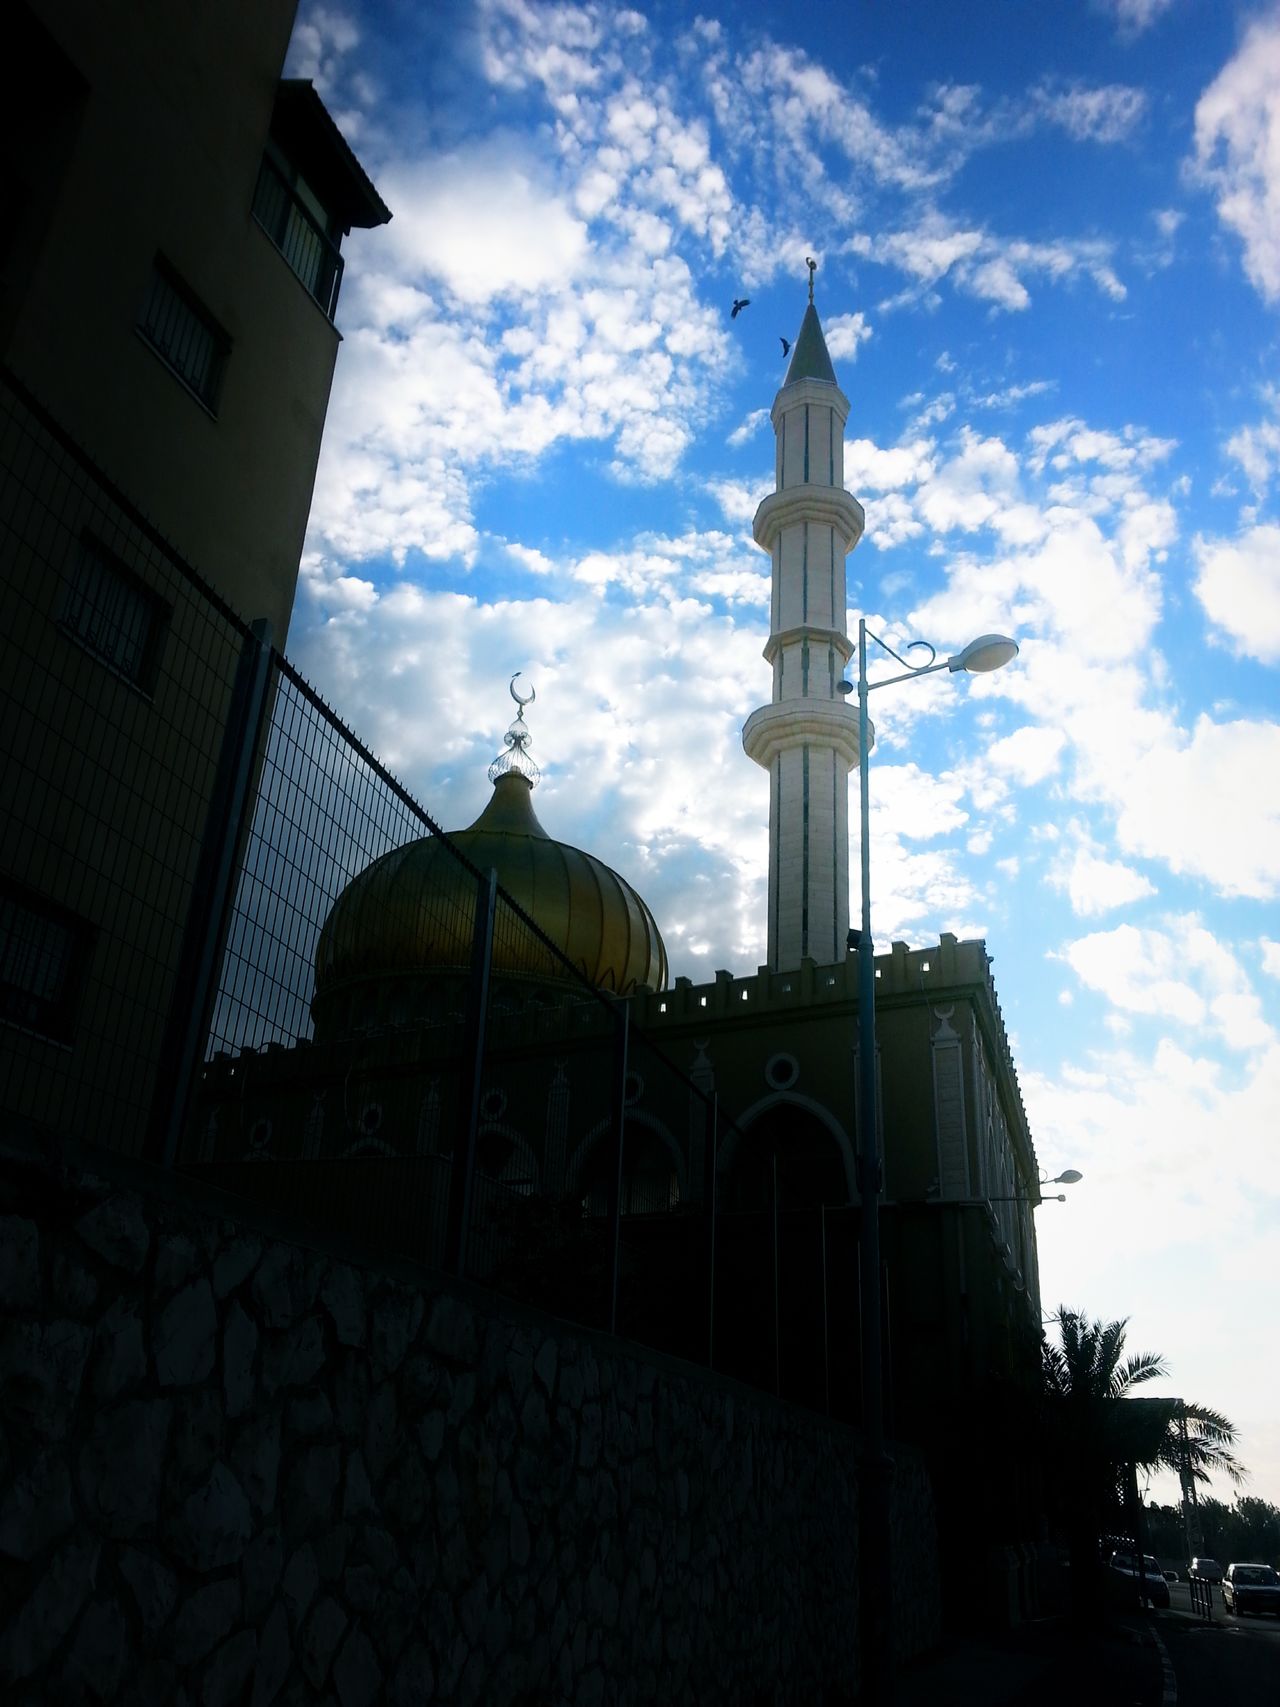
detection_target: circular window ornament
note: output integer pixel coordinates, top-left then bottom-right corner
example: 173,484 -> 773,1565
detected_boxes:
624,1071 -> 644,1106
247,1116 -> 273,1152
764,1052 -> 799,1091
359,1101 -> 384,1136
480,1087 -> 508,1122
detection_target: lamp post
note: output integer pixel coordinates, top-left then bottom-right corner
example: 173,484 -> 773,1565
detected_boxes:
839,619 -> 1018,1700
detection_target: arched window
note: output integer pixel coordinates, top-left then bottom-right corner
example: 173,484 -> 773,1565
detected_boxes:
723,1103 -> 849,1210
579,1129 -> 680,1217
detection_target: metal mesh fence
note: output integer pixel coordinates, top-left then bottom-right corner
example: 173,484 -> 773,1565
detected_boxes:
0,370 -> 246,1156
206,663 -> 446,1059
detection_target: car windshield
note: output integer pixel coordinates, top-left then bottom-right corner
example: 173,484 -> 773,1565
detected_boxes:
1233,1566 -> 1277,1585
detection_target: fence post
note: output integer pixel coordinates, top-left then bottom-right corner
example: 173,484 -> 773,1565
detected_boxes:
147,618 -> 274,1167
705,1092 -> 718,1369
821,1202 -> 830,1413
606,1002 -> 630,1334
445,866 -> 497,1277
772,1151 -> 781,1396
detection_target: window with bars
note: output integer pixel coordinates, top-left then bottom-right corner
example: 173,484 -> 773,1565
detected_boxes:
137,258 -> 229,410
252,149 -> 344,319
59,534 -> 169,691
0,884 -> 93,1044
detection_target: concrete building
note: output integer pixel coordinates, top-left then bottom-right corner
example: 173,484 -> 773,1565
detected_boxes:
0,2 -> 388,1154
3,0 -> 389,640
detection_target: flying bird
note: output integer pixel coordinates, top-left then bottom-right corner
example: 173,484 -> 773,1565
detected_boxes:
780,337 -> 790,356
731,298 -> 750,319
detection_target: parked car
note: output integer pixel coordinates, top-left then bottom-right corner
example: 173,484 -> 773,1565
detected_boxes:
1190,1557 -> 1224,1584
1223,1563 -> 1280,1617
1108,1551 -> 1171,1609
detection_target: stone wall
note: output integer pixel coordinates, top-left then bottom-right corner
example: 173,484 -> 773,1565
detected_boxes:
0,1133 -> 940,1705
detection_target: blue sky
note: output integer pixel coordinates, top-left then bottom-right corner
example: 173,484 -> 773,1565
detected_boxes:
284,0 -> 1280,1511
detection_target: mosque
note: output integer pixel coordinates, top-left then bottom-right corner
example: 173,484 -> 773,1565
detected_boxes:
194,281 -> 1047,1590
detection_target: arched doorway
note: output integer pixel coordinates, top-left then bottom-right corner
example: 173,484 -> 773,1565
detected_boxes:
717,1102 -> 858,1415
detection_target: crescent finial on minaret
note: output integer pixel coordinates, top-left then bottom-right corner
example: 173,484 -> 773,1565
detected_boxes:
489,672 -> 540,785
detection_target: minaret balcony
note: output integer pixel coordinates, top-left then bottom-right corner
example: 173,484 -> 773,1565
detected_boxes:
753,486 -> 865,558
742,699 -> 864,773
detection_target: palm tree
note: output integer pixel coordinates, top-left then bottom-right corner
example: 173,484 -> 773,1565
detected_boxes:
1041,1308 -> 1245,1618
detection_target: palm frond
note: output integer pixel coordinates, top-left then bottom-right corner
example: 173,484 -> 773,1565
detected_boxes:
1113,1350 -> 1167,1394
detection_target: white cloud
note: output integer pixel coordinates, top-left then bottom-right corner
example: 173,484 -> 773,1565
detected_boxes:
1192,15 -> 1280,303
706,478 -> 764,526
727,409 -> 769,449
972,380 -> 1056,412
478,0 -> 626,103
915,428 -> 1021,533
1109,716 -> 1280,900
1224,385 -> 1280,496
1261,940 -> 1280,979
854,221 -> 1126,313
845,437 -> 936,493
985,724 -> 1066,786
1028,417 -> 1177,477
286,6 -> 362,93
851,220 -> 984,289
1194,525 -> 1280,663
824,312 -> 873,361
1046,823 -> 1156,918
1033,82 -> 1147,145
1060,919 -> 1273,1049
872,762 -> 969,841
1091,0 -> 1176,39
503,542 -> 556,577
380,142 -> 590,305
863,491 -> 927,549
735,40 -> 937,195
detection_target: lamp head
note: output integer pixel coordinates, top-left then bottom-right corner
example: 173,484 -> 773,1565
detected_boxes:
1051,1169 -> 1083,1185
948,634 -> 1019,674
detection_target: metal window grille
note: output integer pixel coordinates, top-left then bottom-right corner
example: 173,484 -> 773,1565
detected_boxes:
0,885 -> 91,1043
137,261 -> 227,409
252,155 -> 344,320
60,534 -> 168,690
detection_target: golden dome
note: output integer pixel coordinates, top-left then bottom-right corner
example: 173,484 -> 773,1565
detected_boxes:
313,771 -> 668,1034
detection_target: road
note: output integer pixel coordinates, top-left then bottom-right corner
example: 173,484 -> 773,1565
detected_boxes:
1155,1581 -> 1280,1705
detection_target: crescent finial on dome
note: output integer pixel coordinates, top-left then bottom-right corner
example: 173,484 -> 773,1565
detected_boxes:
488,672 -> 541,786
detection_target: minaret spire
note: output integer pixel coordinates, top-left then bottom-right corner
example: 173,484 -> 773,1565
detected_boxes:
742,270 -> 866,972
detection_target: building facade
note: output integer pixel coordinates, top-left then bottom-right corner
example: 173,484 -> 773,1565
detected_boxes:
0,2 -> 388,1155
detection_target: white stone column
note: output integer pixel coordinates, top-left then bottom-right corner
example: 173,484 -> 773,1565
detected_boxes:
743,306 -> 865,972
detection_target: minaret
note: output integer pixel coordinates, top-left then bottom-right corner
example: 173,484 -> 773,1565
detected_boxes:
742,264 -> 865,972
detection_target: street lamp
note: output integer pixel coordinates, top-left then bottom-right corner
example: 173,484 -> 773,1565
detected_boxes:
989,1168 -> 1084,1204
838,617 -> 1018,1700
